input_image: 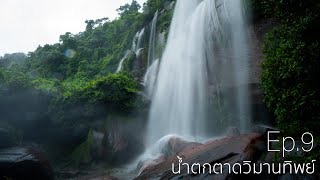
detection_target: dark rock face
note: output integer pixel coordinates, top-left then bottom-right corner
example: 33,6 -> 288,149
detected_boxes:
91,118 -> 146,166
0,147 -> 54,180
132,48 -> 148,81
0,128 -> 15,148
212,83 -> 275,130
163,136 -> 202,157
249,83 -> 275,126
226,127 -> 240,137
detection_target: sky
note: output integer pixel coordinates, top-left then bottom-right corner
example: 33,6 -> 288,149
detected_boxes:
0,0 -> 146,56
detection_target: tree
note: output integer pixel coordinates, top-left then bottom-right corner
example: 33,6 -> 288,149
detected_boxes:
117,0 -> 141,16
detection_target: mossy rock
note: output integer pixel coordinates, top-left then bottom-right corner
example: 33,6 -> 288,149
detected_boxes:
70,129 -> 94,167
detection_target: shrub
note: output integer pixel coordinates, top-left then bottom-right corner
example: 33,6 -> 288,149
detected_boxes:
87,73 -> 139,111
261,16 -> 320,137
250,0 -> 320,24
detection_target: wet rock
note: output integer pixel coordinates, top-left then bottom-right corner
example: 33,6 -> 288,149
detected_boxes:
164,136 -> 202,157
137,154 -> 167,174
131,48 -> 148,80
226,127 -> 240,137
253,125 -> 278,135
138,136 -> 202,174
0,147 -> 54,180
135,133 -> 265,180
0,128 -> 15,148
97,119 -> 145,165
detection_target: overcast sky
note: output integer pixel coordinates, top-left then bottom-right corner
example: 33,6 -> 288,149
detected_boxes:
0,0 -> 146,56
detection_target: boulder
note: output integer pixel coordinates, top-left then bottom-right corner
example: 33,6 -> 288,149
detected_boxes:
135,133 -> 265,180
164,136 -> 202,157
226,127 -> 240,137
0,147 -> 54,180
137,154 -> 167,175
95,119 -> 146,166
137,136 -> 202,174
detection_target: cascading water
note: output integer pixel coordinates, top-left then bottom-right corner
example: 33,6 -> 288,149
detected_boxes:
147,11 -> 159,67
116,27 -> 145,73
146,0 -> 209,145
142,11 -> 166,98
132,28 -> 145,54
116,50 -> 130,73
143,59 -> 159,98
225,0 -> 251,131
132,31 -> 140,53
145,0 -> 251,146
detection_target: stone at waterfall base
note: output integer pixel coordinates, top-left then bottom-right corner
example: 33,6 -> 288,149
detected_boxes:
136,133 -> 266,179
0,147 -> 54,180
135,133 -> 319,180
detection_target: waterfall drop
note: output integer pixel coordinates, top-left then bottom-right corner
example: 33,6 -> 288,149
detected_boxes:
145,0 -> 251,146
116,27 -> 145,73
116,50 -> 130,73
143,59 -> 159,98
147,11 -> 159,67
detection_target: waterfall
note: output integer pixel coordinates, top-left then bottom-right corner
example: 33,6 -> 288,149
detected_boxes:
143,59 -> 159,98
142,11 -> 164,97
116,28 -> 145,73
132,28 -> 145,54
147,11 -> 159,67
145,0 -> 251,146
226,0 -> 251,131
132,31 -> 139,53
116,51 -> 130,73
146,0 -> 209,145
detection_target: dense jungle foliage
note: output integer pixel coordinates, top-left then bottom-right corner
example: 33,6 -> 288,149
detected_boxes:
251,0 -> 320,162
0,0 -> 174,162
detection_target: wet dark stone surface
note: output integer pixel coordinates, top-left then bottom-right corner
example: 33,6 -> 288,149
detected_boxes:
0,147 -> 54,180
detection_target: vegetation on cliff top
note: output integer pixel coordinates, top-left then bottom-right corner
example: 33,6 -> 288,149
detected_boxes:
0,0 -> 174,161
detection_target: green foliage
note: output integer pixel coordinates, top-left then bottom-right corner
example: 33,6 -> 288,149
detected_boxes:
22,0 -> 145,79
262,23 -> 320,136
260,1 -> 320,136
0,53 -> 27,68
117,0 -> 141,17
1,67 -> 31,91
250,0 -> 320,24
259,0 -> 320,162
70,129 -> 94,166
84,73 -> 139,111
48,73 -> 139,125
0,0 -> 164,161
143,0 -> 174,16
32,78 -> 60,93
121,51 -> 136,72
0,0 -> 153,124
158,7 -> 174,34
